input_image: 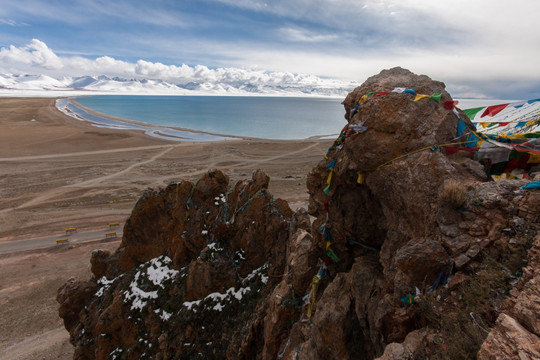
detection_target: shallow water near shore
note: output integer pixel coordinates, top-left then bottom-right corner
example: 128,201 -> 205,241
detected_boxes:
73,95 -> 346,140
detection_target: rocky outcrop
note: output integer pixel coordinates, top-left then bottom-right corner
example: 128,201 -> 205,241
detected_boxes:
58,68 -> 540,359
57,169 -> 295,359
478,234 -> 540,360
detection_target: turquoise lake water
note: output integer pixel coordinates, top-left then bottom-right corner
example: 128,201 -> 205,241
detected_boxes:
74,95 -> 347,140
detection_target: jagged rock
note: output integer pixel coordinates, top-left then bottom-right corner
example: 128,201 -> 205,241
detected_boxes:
90,249 -> 116,279
58,169 -> 293,359
57,278 -> 97,333
477,314 -> 540,360
447,272 -> 470,291
393,237 -> 449,294
519,187 -> 540,222
508,235 -> 540,335
478,234 -> 540,359
442,234 -> 473,255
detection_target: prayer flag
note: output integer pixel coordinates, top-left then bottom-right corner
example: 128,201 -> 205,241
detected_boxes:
429,93 -> 442,103
414,94 -> 430,102
463,107 -> 484,120
481,103 -> 509,118
457,119 -> 467,136
326,158 -> 337,169
443,100 -> 458,110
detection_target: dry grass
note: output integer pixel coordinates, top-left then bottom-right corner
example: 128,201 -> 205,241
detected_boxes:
439,180 -> 468,209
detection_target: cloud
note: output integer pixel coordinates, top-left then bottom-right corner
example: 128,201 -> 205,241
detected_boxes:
0,18 -> 23,26
0,39 -> 347,92
279,27 -> 339,42
0,39 -> 63,70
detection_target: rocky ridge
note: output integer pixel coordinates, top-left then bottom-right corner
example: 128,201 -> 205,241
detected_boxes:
58,68 -> 540,359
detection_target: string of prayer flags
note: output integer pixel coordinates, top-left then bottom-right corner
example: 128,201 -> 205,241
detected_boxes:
358,87 -> 445,106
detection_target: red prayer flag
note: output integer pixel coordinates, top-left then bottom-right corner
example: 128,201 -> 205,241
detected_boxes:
443,100 -> 458,110
498,122 -> 510,127
373,91 -> 389,98
481,103 -> 509,117
443,146 -> 477,158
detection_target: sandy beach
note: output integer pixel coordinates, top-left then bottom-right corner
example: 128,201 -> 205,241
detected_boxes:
0,97 -> 333,359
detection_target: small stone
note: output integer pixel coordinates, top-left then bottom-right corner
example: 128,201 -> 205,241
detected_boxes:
466,245 -> 480,259
447,272 -> 470,291
439,224 -> 460,238
454,254 -> 471,269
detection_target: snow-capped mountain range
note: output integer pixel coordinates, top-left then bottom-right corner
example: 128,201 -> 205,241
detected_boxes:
0,73 -> 354,97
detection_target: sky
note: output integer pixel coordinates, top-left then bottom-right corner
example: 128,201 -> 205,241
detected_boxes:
0,0 -> 539,99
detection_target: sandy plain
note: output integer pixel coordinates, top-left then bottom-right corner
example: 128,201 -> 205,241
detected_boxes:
0,97 -> 334,359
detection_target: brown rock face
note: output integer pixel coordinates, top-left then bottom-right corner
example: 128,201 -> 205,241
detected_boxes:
57,169 -> 294,359
478,234 -> 540,359
58,68 -> 540,360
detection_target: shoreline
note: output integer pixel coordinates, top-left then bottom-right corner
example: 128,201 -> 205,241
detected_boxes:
57,97 -> 244,143
58,95 -> 344,142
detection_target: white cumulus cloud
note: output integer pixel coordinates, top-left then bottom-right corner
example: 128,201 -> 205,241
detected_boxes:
0,39 -> 63,70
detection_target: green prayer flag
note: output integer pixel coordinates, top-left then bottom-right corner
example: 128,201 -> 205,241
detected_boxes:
323,185 -> 330,195
327,249 -> 340,262
463,107 -> 484,121
429,93 -> 442,103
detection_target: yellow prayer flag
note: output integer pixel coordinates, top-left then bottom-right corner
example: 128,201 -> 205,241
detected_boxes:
414,94 -> 430,102
528,154 -> 540,163
358,95 -> 367,104
357,171 -> 364,184
326,169 -> 333,185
